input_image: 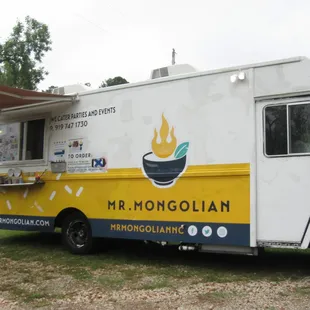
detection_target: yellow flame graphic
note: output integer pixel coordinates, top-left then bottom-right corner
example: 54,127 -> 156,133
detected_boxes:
152,114 -> 177,158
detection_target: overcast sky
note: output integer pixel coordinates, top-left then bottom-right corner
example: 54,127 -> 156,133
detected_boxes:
2,0 -> 310,91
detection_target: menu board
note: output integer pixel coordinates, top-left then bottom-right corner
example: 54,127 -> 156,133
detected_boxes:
0,123 -> 21,162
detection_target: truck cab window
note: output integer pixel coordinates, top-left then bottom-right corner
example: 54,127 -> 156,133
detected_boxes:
264,102 -> 310,156
265,105 -> 287,156
289,103 -> 310,153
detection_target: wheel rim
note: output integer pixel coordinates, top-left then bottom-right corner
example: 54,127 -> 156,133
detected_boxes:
66,220 -> 88,249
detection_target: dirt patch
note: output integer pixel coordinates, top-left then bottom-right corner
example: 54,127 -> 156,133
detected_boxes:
1,232 -> 310,309
36,279 -> 310,310
1,258 -> 309,310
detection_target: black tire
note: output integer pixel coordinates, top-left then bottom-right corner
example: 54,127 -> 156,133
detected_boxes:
61,212 -> 93,255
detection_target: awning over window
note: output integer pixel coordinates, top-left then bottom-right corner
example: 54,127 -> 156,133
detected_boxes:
0,85 -> 77,113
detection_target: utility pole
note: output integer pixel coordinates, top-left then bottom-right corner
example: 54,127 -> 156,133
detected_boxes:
172,48 -> 177,65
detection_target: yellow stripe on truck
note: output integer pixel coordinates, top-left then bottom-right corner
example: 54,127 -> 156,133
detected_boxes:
0,163 -> 250,225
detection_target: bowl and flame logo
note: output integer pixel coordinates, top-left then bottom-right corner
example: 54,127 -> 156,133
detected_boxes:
142,113 -> 189,188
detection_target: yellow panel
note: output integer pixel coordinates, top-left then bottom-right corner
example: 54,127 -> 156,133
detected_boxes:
0,163 -> 250,225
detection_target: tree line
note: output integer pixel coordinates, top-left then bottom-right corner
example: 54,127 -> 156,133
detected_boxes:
0,16 -> 129,92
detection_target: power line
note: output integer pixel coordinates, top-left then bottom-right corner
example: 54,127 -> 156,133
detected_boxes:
73,3 -> 127,34
73,13 -> 108,34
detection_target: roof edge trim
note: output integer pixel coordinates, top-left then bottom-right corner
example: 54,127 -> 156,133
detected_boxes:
0,90 -> 70,101
0,95 -> 78,113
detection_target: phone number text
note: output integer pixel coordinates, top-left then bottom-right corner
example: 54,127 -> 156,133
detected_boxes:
50,121 -> 88,131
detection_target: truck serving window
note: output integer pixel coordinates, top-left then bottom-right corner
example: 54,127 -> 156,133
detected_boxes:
0,118 -> 45,163
265,103 -> 310,156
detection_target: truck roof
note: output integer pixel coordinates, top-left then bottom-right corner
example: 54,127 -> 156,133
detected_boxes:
78,56 -> 307,98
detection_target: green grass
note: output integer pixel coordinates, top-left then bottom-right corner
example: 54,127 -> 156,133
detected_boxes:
0,230 -> 310,282
0,280 -> 64,306
295,286 -> 310,296
197,291 -> 237,303
97,275 -> 126,289
0,229 -> 310,306
140,277 -> 171,290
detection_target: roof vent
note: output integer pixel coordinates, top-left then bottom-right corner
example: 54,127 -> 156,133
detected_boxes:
150,64 -> 197,80
52,83 -> 93,95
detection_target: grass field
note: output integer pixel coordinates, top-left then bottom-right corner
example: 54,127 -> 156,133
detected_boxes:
0,230 -> 310,309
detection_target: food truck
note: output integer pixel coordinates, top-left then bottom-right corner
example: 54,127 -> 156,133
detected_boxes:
0,56 -> 310,255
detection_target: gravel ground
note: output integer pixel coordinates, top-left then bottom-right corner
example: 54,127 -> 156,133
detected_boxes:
0,270 -> 309,310
0,233 -> 309,310
50,280 -> 310,310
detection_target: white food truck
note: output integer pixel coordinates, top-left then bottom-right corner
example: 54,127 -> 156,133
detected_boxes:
0,56 -> 309,255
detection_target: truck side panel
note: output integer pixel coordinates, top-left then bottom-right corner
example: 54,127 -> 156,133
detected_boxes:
0,70 -> 256,248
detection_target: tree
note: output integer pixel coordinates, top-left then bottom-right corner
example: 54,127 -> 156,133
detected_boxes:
0,16 -> 52,90
99,76 -> 129,88
43,85 -> 58,93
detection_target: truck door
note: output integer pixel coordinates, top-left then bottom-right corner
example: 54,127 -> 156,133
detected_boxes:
256,98 -> 310,247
